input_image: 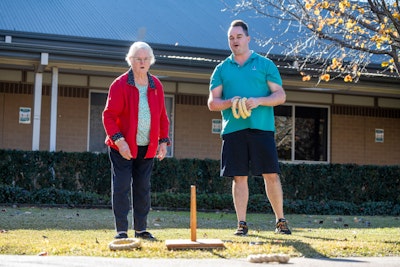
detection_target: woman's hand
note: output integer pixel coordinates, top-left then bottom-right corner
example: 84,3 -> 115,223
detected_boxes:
116,139 -> 132,160
157,143 -> 168,161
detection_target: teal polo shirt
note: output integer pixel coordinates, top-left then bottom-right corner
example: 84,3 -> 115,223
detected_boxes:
210,52 -> 282,135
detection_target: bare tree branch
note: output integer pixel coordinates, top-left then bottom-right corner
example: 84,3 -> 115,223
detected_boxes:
222,0 -> 400,82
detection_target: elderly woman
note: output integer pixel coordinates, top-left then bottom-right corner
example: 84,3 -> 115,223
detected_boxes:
103,41 -> 170,240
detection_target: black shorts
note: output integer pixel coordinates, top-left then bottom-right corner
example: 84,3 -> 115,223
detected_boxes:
220,129 -> 280,177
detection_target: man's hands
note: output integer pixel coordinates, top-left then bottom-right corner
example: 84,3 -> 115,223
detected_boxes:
231,97 -> 260,119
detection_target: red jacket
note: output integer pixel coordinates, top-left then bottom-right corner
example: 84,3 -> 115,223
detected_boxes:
102,69 -> 170,159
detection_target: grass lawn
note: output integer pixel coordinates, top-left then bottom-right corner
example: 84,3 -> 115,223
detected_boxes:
0,206 -> 399,259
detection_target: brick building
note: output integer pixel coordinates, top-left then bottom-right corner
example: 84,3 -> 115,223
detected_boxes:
0,0 -> 399,165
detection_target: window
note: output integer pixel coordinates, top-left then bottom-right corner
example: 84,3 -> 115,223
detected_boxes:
88,91 -> 108,153
88,91 -> 174,157
275,105 -> 292,160
275,105 -> 329,162
164,95 -> 174,157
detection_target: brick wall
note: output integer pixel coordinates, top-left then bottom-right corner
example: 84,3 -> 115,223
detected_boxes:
55,97 -> 88,152
331,114 -> 400,165
174,104 -> 222,160
2,86 -> 399,165
0,93 -> 88,152
1,93 -> 33,150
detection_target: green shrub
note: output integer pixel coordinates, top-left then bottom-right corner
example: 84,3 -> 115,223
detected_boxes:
0,184 -> 398,215
0,185 -> 31,203
28,188 -> 110,206
0,149 -> 399,214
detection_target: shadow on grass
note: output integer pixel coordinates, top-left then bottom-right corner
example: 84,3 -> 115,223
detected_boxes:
221,234 -> 326,258
1,206 -> 399,259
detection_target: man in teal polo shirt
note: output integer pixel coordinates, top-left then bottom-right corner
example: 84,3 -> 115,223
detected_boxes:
208,20 -> 291,235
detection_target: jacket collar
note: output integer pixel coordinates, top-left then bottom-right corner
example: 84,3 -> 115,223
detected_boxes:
127,68 -> 156,89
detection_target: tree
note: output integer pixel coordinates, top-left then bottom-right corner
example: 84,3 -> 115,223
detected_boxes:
223,0 -> 400,83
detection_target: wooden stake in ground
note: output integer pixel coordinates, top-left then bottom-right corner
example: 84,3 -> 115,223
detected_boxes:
165,185 -> 225,250
190,184 -> 197,241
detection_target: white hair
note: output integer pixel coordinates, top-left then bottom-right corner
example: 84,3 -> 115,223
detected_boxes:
125,41 -> 156,66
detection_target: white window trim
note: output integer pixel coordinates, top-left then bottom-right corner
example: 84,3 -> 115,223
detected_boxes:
278,103 -> 331,164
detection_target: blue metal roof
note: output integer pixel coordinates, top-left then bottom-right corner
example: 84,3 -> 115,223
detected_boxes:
1,0 -> 395,78
0,0 -> 290,53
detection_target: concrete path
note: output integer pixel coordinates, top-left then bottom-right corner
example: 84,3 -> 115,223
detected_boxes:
1,255 -> 399,267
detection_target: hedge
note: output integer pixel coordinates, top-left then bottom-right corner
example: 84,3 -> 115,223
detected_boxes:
2,186 -> 399,216
1,150 -> 399,209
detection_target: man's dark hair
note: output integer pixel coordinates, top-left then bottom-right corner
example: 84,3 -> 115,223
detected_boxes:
230,20 -> 249,36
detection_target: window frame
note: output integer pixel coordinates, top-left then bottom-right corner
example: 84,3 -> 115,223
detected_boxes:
164,94 -> 174,158
87,90 -> 175,157
275,103 -> 331,164
87,89 -> 108,153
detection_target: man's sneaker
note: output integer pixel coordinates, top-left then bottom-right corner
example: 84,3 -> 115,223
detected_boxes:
114,232 -> 128,239
275,218 -> 292,235
135,231 -> 156,240
234,221 -> 248,236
